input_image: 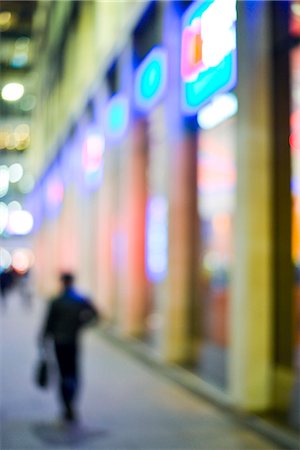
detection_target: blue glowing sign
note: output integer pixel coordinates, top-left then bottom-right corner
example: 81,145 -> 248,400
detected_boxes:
181,0 -> 237,115
104,94 -> 129,141
134,47 -> 167,112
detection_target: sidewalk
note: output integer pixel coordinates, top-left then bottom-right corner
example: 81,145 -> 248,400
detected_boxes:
0,290 -> 292,450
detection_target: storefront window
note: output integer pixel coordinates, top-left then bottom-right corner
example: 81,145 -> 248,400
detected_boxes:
197,115 -> 236,388
145,106 -> 169,350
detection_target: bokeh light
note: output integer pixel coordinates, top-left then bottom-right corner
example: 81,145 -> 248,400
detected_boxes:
0,165 -> 9,198
9,163 -> 24,183
0,248 -> 12,271
12,248 -> 35,274
1,82 -> 24,102
0,202 -> 9,234
7,210 -> 34,235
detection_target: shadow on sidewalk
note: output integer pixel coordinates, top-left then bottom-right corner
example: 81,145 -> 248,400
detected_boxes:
31,421 -> 108,447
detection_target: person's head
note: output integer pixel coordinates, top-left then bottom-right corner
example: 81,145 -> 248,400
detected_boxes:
60,272 -> 75,290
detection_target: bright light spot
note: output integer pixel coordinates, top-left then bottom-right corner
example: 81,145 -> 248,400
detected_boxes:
83,134 -> 105,173
291,2 -> 300,17
135,47 -> 167,111
15,123 -> 30,136
197,93 -> 238,129
105,94 -> 129,140
181,0 -> 237,114
0,248 -> 12,270
201,0 -> 236,68
0,165 -> 9,198
12,248 -> 34,274
1,82 -> 24,102
14,124 -> 30,149
0,203 -> 8,234
7,210 -> 33,235
8,201 -> 22,212
11,53 -> 28,69
0,11 -> 11,27
18,173 -> 34,193
9,163 -> 23,183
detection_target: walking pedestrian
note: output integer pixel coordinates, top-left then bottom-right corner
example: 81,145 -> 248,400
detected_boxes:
39,273 -> 99,423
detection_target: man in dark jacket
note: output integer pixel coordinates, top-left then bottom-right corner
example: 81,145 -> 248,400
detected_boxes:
41,273 -> 98,423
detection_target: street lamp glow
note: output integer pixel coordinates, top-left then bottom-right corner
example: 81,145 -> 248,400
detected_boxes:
1,82 -> 24,102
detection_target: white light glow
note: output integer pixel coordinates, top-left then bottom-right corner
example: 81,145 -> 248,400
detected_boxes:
8,201 -> 22,212
9,163 -> 23,183
0,248 -> 12,270
7,210 -> 33,235
83,134 -> 105,173
1,82 -> 24,102
0,203 -> 8,234
200,0 -> 236,68
291,2 -> 300,17
0,165 -> 9,198
12,248 -> 34,274
197,93 -> 238,129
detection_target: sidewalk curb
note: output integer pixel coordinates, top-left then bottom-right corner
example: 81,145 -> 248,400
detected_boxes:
98,327 -> 299,450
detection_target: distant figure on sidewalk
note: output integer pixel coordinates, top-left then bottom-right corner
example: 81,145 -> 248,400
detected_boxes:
40,273 -> 99,423
0,268 -> 15,307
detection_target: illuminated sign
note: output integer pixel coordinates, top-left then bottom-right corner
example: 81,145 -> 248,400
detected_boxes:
197,93 -> 238,129
82,132 -> 105,188
181,0 -> 237,114
146,196 -> 168,282
134,47 -> 167,112
104,94 -> 129,141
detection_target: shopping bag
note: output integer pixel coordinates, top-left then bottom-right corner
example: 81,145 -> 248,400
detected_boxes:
34,342 -> 55,390
35,357 -> 48,388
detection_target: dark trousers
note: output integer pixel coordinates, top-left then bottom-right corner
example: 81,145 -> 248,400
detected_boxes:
54,341 -> 79,415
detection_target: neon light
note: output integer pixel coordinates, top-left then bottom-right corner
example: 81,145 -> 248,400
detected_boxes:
146,196 -> 168,283
181,19 -> 203,81
197,93 -> 238,129
82,133 -> 105,173
181,0 -> 237,114
135,47 -> 167,112
104,94 -> 129,141
82,132 -> 105,188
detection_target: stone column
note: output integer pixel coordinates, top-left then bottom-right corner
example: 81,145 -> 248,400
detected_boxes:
229,1 -> 274,410
162,2 -> 199,364
120,119 -> 148,337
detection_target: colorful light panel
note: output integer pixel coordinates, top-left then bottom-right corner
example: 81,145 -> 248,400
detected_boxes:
181,0 -> 237,115
134,47 -> 167,112
104,94 -> 129,141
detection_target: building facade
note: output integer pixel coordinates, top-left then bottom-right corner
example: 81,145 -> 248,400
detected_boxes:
29,0 -> 300,431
